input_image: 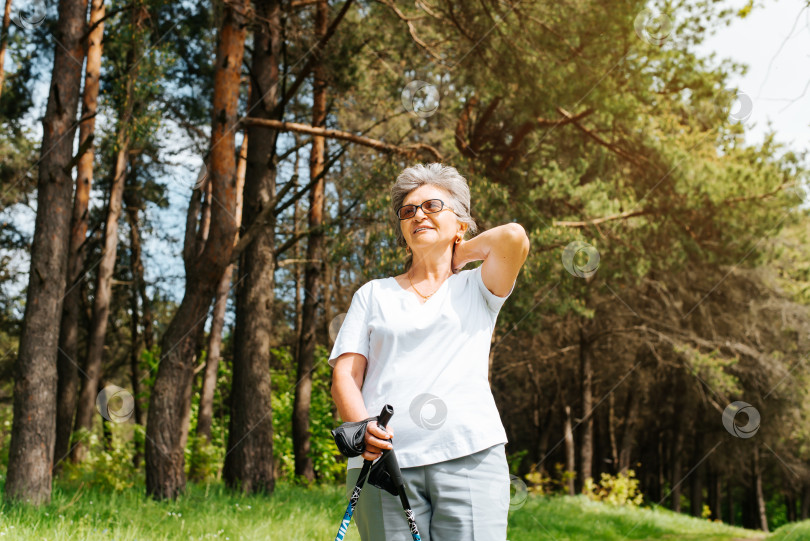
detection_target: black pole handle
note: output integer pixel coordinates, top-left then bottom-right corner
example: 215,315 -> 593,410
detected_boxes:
383,447 -> 405,488
376,404 -> 394,431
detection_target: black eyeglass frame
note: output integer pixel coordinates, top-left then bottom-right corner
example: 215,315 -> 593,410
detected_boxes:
396,198 -> 456,220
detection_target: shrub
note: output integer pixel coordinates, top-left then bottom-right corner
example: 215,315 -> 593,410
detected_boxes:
525,463 -> 577,495
187,433 -> 222,483
583,470 -> 644,507
59,425 -> 140,492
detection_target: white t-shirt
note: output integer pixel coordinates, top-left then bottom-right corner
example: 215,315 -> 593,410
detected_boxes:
328,264 -> 515,469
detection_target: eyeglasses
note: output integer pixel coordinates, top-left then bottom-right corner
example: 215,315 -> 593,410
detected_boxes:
396,199 -> 454,220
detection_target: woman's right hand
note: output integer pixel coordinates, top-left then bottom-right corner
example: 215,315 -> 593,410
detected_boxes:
363,420 -> 394,461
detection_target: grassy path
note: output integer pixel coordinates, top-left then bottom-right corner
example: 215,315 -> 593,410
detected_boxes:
0,480 -> 805,540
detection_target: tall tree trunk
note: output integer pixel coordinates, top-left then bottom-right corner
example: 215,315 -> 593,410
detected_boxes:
654,426 -> 664,502
727,479 -> 735,525
563,404 -> 576,496
579,325 -> 593,488
54,0 -> 105,471
800,482 -> 810,520
292,0 -> 327,482
753,446 -> 769,531
196,136 -> 246,444
0,0 -> 12,101
608,393 -> 618,471
145,0 -> 245,500
124,172 -> 149,468
527,363 -> 550,473
292,156 -> 302,364
671,426 -> 684,513
4,0 -> 88,505
329,173 -> 343,424
708,468 -> 722,522
689,433 -> 704,517
126,174 -> 154,357
618,384 -> 640,474
536,408 -> 552,473
71,14 -> 141,460
670,377 -> 686,513
221,0 -> 280,496
321,254 -> 332,339
743,480 -> 756,529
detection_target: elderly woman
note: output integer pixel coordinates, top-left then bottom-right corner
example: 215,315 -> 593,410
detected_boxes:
329,163 -> 530,541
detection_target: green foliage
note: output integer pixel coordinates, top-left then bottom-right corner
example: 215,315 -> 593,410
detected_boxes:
0,406 -> 12,471
674,344 -> 742,397
506,448 -> 529,476
770,212 -> 810,306
525,463 -> 577,496
59,426 -> 140,492
187,344 -> 231,483
583,470 -> 645,507
524,464 -> 554,496
701,503 -> 712,520
270,345 -> 346,484
186,433 -> 221,483
139,345 -> 161,390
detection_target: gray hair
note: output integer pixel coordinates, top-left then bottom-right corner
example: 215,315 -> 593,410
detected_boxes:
390,163 -> 478,269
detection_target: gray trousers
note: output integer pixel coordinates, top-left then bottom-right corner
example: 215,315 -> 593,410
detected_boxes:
345,444 -> 509,541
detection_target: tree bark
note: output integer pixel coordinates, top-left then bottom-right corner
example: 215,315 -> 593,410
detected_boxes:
329,171 -> 343,425
753,446 -> 769,531
292,0 -> 327,482
292,157 -> 302,365
708,468 -> 722,522
727,479 -> 735,526
579,325 -> 593,488
608,393 -> 618,471
800,482 -> 810,520
655,429 -> 664,502
145,0 -> 245,500
321,252 -> 332,339
618,385 -> 640,474
669,376 -> 686,513
71,10 -> 141,461
0,0 -> 12,101
563,404 -> 575,496
671,426 -> 684,513
527,363 -> 551,474
221,0 -> 279,495
690,432 -> 704,518
5,0 -> 88,505
196,136 -> 246,444
123,172 -> 150,468
54,0 -> 105,474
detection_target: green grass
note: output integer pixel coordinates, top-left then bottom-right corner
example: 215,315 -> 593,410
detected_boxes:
0,479 -> 800,540
506,495 -> 769,540
768,521 -> 810,540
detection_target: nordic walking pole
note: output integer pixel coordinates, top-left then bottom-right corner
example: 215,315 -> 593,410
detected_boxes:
379,447 -> 422,541
334,404 -> 394,541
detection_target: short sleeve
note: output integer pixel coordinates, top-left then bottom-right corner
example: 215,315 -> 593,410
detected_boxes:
328,285 -> 371,368
472,264 -> 515,314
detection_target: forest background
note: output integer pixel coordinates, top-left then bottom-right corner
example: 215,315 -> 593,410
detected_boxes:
1,0 -> 809,535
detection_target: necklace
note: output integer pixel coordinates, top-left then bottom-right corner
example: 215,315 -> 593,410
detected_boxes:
407,270 -> 448,299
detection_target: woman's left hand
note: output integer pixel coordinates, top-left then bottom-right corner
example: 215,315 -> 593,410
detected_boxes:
452,239 -> 468,274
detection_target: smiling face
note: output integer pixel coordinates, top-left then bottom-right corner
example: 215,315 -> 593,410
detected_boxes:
399,184 -> 467,251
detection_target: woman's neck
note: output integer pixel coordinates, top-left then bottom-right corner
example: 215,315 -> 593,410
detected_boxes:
409,249 -> 453,281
